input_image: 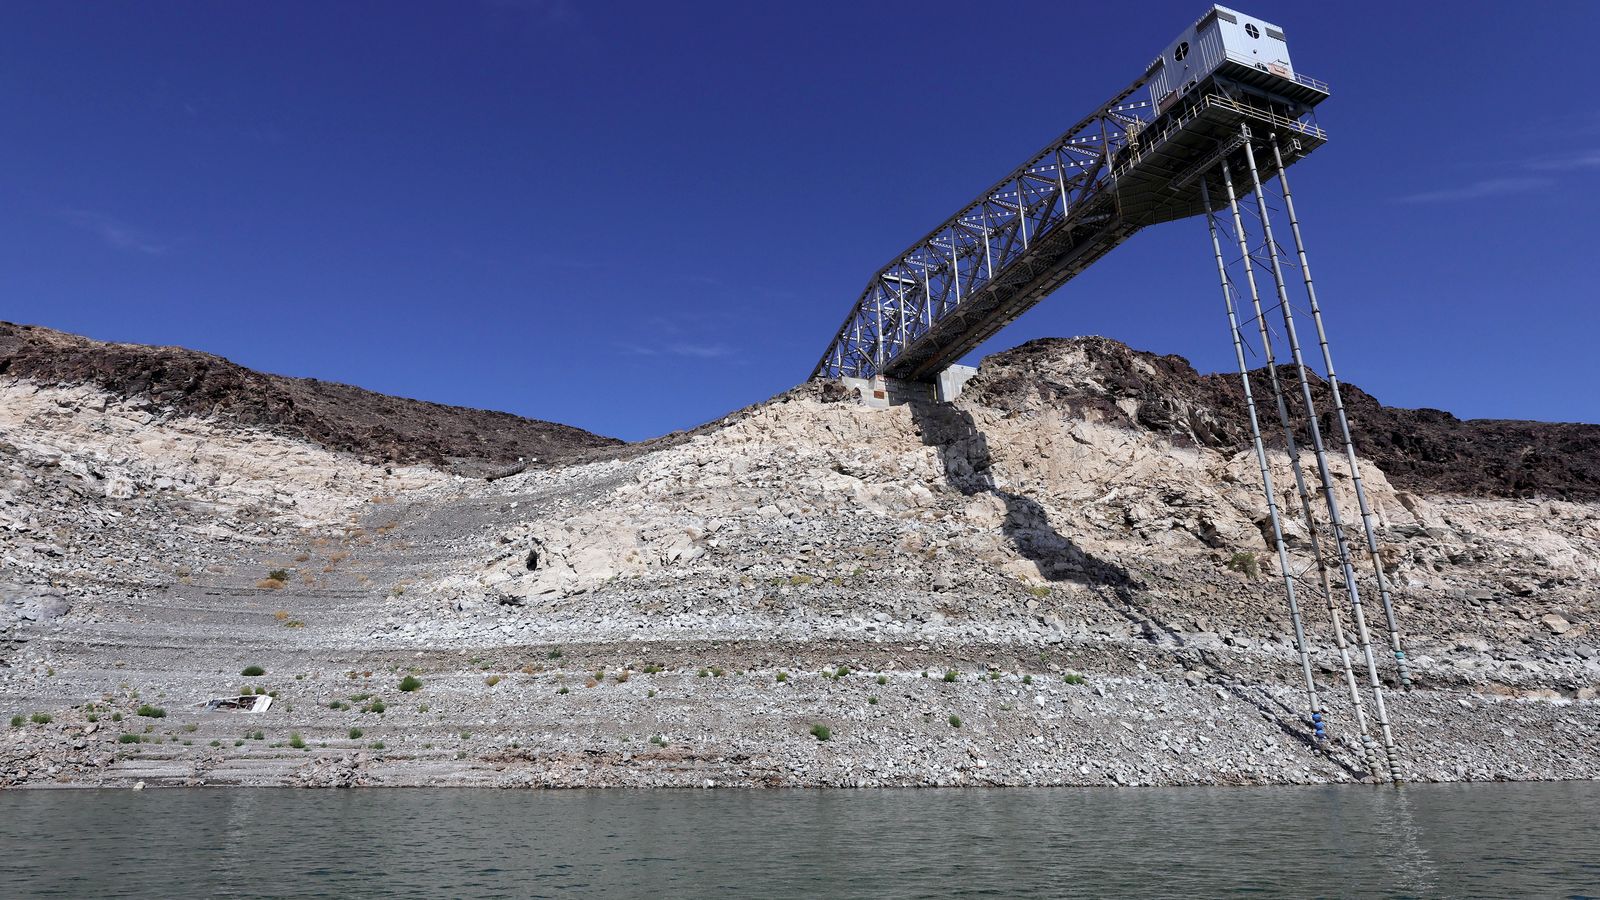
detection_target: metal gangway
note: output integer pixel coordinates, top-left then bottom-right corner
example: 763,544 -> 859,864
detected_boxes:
813,5 -> 1414,784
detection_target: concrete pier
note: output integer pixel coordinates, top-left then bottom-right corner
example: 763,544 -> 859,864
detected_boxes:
840,364 -> 977,408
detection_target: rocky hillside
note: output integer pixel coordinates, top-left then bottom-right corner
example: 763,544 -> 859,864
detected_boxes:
974,337 -> 1600,502
0,322 -> 620,475
1,329 -> 1595,791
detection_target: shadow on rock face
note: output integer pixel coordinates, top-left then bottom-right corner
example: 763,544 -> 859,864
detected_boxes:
908,400 -> 1139,590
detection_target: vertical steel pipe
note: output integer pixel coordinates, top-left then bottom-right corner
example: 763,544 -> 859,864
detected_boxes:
1200,175 -> 1322,728
950,240 -> 962,304
1220,162 -> 1378,768
1016,179 -> 1030,248
1240,134 -> 1404,784
981,204 -> 995,280
1270,136 -> 1413,688
896,283 -> 908,352
1220,165 -> 1369,751
872,288 -> 886,374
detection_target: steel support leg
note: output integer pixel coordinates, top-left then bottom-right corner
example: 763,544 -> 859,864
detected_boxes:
1219,162 -> 1386,761
1199,177 -> 1322,732
1270,136 -> 1413,689
1239,134 -> 1404,784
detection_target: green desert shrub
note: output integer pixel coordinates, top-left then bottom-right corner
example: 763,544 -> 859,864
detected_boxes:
1225,551 -> 1260,579
241,665 -> 265,677
398,676 -> 423,692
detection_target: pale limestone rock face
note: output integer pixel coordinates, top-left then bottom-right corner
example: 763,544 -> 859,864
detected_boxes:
102,473 -> 136,500
0,381 -> 446,529
457,382 -> 1600,682
467,394 -> 1456,598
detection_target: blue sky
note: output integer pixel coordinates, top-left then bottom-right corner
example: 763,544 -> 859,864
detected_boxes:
3,1 -> 1596,440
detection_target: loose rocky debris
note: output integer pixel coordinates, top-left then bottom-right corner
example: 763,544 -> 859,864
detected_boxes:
1,331 -> 1596,789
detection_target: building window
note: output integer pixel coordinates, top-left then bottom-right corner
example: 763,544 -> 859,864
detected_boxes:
1174,41 -> 1189,61
1244,23 -> 1260,38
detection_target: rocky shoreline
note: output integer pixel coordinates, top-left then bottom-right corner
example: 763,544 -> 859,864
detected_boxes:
3,332 -> 1596,789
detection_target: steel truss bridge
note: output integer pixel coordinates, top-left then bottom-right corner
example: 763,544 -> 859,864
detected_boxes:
813,11 -> 1416,785
811,51 -> 1336,384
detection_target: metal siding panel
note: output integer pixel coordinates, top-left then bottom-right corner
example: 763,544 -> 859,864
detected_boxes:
1220,11 -> 1296,75
1215,16 -> 1245,57
1148,58 -> 1173,106
1196,18 -> 1227,83
1146,8 -> 1303,112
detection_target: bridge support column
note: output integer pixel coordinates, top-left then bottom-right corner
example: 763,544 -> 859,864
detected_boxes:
1238,134 -> 1404,785
1200,132 -> 1415,783
936,365 -> 979,402
840,364 -> 977,408
1270,136 -> 1413,690
1199,176 -> 1324,745
1216,158 -> 1380,773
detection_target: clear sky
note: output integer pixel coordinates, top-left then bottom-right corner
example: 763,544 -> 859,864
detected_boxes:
3,1 -> 1596,440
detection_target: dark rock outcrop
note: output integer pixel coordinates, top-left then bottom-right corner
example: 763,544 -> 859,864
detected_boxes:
0,322 -> 620,475
967,336 -> 1600,502
7,321 -> 1595,500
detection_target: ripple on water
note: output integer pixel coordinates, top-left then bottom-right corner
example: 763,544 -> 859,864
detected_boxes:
1,783 -> 1597,898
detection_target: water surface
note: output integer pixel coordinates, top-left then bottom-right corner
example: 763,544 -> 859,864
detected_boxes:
2,783 -> 1596,898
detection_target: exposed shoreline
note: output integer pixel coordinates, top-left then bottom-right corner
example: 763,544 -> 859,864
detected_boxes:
4,334 -> 1597,791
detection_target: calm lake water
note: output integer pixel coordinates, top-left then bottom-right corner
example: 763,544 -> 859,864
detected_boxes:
1,783 -> 1596,898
